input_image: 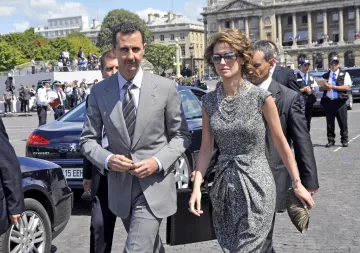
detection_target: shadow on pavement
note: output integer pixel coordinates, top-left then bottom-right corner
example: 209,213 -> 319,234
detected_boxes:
71,190 -> 92,216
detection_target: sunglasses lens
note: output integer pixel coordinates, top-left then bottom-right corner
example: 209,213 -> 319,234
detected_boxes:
212,55 -> 221,63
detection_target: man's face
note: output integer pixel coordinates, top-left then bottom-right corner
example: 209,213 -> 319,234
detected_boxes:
102,59 -> 119,78
248,51 -> 274,85
55,85 -> 61,90
330,61 -> 340,72
114,31 -> 145,80
301,64 -> 310,73
44,82 -> 50,88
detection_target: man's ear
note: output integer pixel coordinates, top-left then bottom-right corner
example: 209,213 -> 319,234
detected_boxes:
269,58 -> 276,67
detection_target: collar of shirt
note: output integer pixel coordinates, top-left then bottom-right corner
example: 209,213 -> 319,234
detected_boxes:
270,63 -> 276,77
299,71 -> 308,79
330,69 -> 340,78
117,67 -> 143,91
256,76 -> 272,91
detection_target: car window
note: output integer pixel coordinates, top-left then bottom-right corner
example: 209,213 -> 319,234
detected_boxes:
179,90 -> 202,119
59,102 -> 87,122
345,69 -> 360,79
190,89 -> 206,101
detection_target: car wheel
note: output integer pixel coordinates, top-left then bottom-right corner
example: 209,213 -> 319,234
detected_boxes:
174,154 -> 191,189
347,95 -> 353,110
0,198 -> 52,253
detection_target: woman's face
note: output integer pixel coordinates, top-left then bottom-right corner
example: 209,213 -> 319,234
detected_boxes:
212,42 -> 244,79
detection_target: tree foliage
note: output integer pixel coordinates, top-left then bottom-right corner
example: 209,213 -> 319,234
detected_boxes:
145,44 -> 176,75
98,9 -> 151,49
0,41 -> 27,71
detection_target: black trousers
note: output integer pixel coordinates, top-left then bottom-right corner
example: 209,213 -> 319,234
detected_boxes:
4,100 -> 12,113
90,175 -> 117,253
37,105 -> 47,126
53,106 -> 65,120
22,100 -> 29,113
305,101 -> 314,132
322,97 -> 348,143
260,213 -> 276,253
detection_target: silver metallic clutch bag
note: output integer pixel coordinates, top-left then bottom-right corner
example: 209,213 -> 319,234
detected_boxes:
286,188 -> 310,233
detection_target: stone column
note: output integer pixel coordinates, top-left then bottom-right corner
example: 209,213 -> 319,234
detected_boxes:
356,7 -> 360,33
277,15 -> 283,47
204,19 -> 208,50
218,21 -> 222,32
323,11 -> 328,35
231,19 -> 235,29
259,16 -> 264,40
338,9 -> 345,45
292,13 -> 298,49
245,17 -> 250,38
308,12 -> 312,47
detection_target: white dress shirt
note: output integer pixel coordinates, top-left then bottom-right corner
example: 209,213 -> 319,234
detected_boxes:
299,71 -> 318,88
36,87 -> 51,106
326,69 -> 352,99
50,89 -> 66,105
105,68 -> 163,170
256,76 -> 272,91
270,63 -> 276,77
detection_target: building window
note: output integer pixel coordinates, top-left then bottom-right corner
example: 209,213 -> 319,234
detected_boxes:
54,20 -> 58,26
332,12 -> 339,22
317,13 -> 323,23
75,19 -> 79,24
49,21 -> 52,26
170,34 -> 175,40
180,32 -> 185,40
302,15 -> 307,24
55,31 -> 59,36
160,35 -> 164,41
65,20 -> 68,25
349,10 -> 355,20
347,26 -> 355,41
45,32 -> 48,37
237,19 -> 244,30
180,45 -> 185,56
70,19 -> 73,25
225,21 -> 230,28
152,36 -> 154,41
251,17 -> 259,29
288,16 -> 293,25
332,30 -> 339,42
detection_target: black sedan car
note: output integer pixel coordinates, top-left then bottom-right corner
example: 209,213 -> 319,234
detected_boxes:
26,86 -> 207,190
0,157 -> 73,253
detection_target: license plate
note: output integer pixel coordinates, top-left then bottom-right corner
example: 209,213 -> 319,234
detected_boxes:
62,168 -> 83,179
352,89 -> 359,93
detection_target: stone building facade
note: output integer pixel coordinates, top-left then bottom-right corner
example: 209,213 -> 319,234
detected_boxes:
202,0 -> 360,70
147,12 -> 205,75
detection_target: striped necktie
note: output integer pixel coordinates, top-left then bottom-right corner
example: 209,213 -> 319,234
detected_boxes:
122,82 -> 136,142
332,72 -> 338,99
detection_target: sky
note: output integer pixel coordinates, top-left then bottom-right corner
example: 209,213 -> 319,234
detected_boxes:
0,0 -> 207,34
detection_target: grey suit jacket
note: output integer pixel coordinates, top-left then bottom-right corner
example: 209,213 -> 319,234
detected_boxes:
266,80 -> 319,211
80,71 -> 191,219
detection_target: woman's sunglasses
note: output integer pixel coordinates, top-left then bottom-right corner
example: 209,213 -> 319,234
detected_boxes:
211,52 -> 240,64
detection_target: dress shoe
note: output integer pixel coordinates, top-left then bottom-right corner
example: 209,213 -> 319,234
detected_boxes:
325,142 -> 335,148
342,142 -> 349,147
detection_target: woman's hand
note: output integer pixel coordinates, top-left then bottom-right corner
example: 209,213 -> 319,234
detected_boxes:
188,187 -> 203,217
294,183 -> 315,209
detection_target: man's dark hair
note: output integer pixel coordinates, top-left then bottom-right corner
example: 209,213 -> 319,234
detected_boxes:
253,40 -> 275,62
266,40 -> 278,55
100,49 -> 117,71
112,22 -> 145,48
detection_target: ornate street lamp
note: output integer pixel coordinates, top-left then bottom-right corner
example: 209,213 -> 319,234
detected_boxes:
189,43 -> 194,76
173,39 -> 182,78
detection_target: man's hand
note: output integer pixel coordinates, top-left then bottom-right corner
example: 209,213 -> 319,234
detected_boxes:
326,84 -> 334,90
190,171 -> 204,183
130,158 -> 159,179
83,179 -> 91,193
304,86 -> 312,94
307,188 -> 319,196
108,154 -> 134,172
9,214 -> 21,225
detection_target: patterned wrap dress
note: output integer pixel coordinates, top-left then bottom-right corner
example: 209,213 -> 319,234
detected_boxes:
201,81 -> 276,253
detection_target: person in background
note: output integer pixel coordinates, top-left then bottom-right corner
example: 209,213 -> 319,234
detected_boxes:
320,56 -> 352,148
36,82 -> 53,126
83,49 -> 118,253
22,86 -> 32,115
64,82 -> 72,109
50,83 -> 66,120
3,89 -> 12,115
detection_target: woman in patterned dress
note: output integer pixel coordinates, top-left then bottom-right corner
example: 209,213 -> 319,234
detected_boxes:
189,29 -> 315,252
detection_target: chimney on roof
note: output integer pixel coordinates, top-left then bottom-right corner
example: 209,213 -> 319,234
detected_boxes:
148,13 -> 155,23
167,12 -> 174,23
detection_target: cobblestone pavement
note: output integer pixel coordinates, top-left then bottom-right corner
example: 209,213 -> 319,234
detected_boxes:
2,103 -> 360,253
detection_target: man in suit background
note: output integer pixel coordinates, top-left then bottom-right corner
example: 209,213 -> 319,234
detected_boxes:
248,40 -> 319,253
22,86 -> 32,115
80,22 -> 191,252
0,116 -> 24,236
82,49 -> 119,253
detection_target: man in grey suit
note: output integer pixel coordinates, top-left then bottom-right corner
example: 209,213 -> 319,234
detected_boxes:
248,41 -> 319,253
80,22 -> 191,252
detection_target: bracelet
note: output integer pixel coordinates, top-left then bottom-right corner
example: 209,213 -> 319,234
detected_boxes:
292,178 -> 301,188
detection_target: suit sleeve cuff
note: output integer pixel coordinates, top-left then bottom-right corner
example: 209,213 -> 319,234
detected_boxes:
153,157 -> 163,172
105,154 -> 113,171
